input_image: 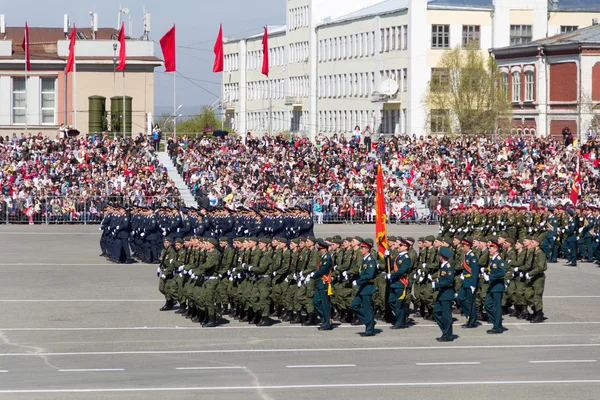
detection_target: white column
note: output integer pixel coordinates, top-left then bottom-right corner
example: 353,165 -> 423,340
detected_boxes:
0,76 -> 10,126
309,7 -> 318,141
408,0 -> 427,136
537,55 -> 548,137
27,76 -> 40,126
492,0 -> 510,48
239,40 -> 247,135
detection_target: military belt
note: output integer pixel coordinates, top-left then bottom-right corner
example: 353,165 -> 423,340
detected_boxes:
206,276 -> 219,280
257,274 -> 270,278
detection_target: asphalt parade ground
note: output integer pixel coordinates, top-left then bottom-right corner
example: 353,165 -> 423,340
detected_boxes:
0,224 -> 599,400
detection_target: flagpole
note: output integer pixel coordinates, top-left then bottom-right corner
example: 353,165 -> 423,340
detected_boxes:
24,51 -> 28,133
173,71 -> 177,138
123,69 -> 126,138
73,51 -> 77,130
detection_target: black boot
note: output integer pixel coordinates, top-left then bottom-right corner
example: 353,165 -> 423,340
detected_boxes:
240,309 -> 250,322
335,308 -> 346,323
201,310 -> 211,326
160,299 -> 174,311
175,303 -> 187,314
216,304 -> 223,318
302,312 -> 317,326
509,306 -> 521,317
185,305 -> 195,319
204,314 -> 217,328
281,310 -> 292,322
351,312 -> 362,326
526,310 -> 536,321
517,307 -> 530,320
291,311 -> 303,324
252,311 -> 262,325
229,304 -> 237,317
419,303 -> 426,318
530,310 -> 544,323
192,309 -> 203,323
258,315 -> 274,326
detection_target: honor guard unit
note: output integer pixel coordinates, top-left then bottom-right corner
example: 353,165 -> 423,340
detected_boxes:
99,203 -> 600,338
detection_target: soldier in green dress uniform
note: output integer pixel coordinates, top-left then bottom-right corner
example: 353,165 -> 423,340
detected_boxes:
352,239 -> 377,337
432,246 -> 455,342
484,239 -> 506,334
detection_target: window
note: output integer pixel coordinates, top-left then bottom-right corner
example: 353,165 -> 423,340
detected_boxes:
462,25 -> 480,48
431,68 -> 449,91
403,68 -> 408,92
525,70 -> 534,101
430,110 -> 449,134
510,25 -> 532,46
500,72 -> 509,99
12,77 -> 26,124
560,25 -> 578,33
512,71 -> 521,102
432,25 -> 450,48
403,25 -> 408,50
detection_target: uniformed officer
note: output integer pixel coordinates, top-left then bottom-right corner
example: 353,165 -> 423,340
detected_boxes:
564,208 -> 578,266
484,239 -> 507,334
352,238 -> 377,337
311,239 -> 334,331
432,246 -> 455,342
388,237 -> 411,329
525,236 -> 547,323
457,237 -> 479,328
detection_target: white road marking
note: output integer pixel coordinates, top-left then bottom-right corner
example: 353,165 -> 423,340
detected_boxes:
0,370 -> 7,372
0,232 -> 97,235
0,321 -> 598,331
545,296 -> 600,299
416,362 -> 480,366
176,367 -> 245,370
1,380 -> 600,393
286,364 -> 356,369
529,360 -> 597,364
58,369 -> 124,372
0,343 -> 598,357
0,300 -> 161,303
0,264 -> 121,266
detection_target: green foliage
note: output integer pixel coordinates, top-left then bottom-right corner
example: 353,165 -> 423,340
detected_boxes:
426,42 -> 513,135
176,106 -> 223,133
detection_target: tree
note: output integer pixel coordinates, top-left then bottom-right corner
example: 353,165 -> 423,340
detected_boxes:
426,43 -> 512,135
155,113 -> 174,133
176,106 -> 222,133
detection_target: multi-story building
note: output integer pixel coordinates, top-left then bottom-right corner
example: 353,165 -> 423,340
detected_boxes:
223,0 -> 600,139
492,22 -> 600,139
0,14 -> 161,136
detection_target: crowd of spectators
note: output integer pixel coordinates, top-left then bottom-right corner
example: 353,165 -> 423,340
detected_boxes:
0,131 -> 182,224
169,130 -> 600,224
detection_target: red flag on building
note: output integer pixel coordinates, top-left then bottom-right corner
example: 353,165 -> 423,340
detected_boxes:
160,25 -> 176,72
21,22 -> 31,71
116,22 -> 126,71
570,156 -> 581,206
65,24 -> 76,74
213,24 -> 224,73
375,163 -> 388,259
261,25 -> 269,76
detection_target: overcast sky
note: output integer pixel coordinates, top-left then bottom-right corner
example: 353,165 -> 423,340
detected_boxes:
3,0 -> 285,113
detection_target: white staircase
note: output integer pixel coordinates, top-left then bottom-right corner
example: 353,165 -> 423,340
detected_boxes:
156,152 -> 198,208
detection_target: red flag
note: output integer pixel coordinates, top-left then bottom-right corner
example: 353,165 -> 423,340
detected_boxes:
375,163 -> 388,258
570,156 -> 581,206
261,25 -> 269,76
160,25 -> 176,72
21,22 -> 31,71
116,22 -> 126,71
212,24 -> 224,73
65,24 -> 76,74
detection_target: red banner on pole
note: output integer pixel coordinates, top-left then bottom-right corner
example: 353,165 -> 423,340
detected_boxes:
261,26 -> 269,77
213,24 -> 224,73
116,22 -> 126,71
160,25 -> 176,72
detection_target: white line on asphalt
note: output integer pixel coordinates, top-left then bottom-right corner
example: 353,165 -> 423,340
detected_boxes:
1,380 -> 600,393
0,300 -> 161,303
0,321 -> 599,331
529,360 -> 597,364
0,343 -> 598,357
176,367 -> 245,370
0,232 -> 97,235
0,370 -> 7,372
0,264 -> 120,266
286,364 -> 356,369
416,362 -> 481,366
545,296 -> 600,299
58,369 -> 124,372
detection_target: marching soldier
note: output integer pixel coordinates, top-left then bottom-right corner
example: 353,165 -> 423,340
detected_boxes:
484,239 -> 506,334
457,237 -> 479,328
352,238 -> 377,337
388,237 -> 411,329
311,239 -> 334,331
432,246 -> 455,342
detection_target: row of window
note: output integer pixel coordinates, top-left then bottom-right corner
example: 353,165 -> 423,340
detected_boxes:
432,24 -> 579,49
501,70 -> 535,103
224,53 -> 239,72
9,77 -> 57,125
224,83 -> 240,103
318,69 -> 408,99
317,108 -> 407,134
289,6 -> 309,31
318,32 -> 375,62
246,110 -> 309,132
289,42 -> 309,63
380,26 -> 408,53
247,80 -> 286,101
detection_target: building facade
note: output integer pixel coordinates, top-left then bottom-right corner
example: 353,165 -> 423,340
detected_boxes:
0,17 -> 161,136
222,0 -> 600,139
492,23 -> 600,140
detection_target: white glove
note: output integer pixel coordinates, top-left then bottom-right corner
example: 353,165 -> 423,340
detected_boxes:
178,266 -> 184,272
178,273 -> 182,277
519,272 -> 524,278
237,273 -> 242,279
284,277 -> 289,283
156,267 -> 161,274
514,267 -> 519,272
310,272 -> 315,278
578,228 -> 583,233
454,293 -> 458,299
342,271 -> 348,278
297,281 -> 302,288
160,274 -> 166,279
352,280 -> 357,286
386,273 -> 391,280
333,265 -> 338,270
169,259 -> 173,264
141,233 -> 145,237
300,271 -> 304,278
293,273 -> 297,280
413,273 -> 417,279
460,274 -> 464,280
480,267 -> 484,273
227,270 -> 232,276
419,276 -> 424,283
273,271 -> 277,276
116,226 -> 120,230
305,276 -> 311,283
248,266 -> 253,271
232,267 -> 237,273
241,263 -> 246,268
99,227 -> 102,231
506,279 -> 510,285
432,282 -> 436,289
229,277 -> 234,282
384,250 -> 390,256
484,274 -> 489,282
470,286 -> 475,293
244,230 -> 249,234
427,274 -> 432,281
526,273 -> 530,280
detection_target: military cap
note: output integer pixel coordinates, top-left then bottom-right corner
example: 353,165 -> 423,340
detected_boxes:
498,232 -> 509,240
248,237 -> 258,243
175,238 -> 184,244
354,236 -> 364,243
567,208 -> 575,216
360,239 -> 373,249
163,237 -> 172,242
461,236 -> 474,246
443,238 -> 453,246
259,238 -> 271,244
306,236 -> 317,243
489,239 -> 502,249
532,235 -> 543,244
435,235 -> 444,242
425,235 -> 436,243
504,237 -> 515,245
219,237 -> 229,242
272,236 -> 284,242
547,206 -> 555,212
317,239 -> 331,248
524,235 -> 536,241
406,237 -> 415,244
439,246 -> 453,259
417,237 -> 425,242
397,237 -> 411,247
345,237 -> 354,242
331,239 -> 342,245
181,208 -> 189,214
332,235 -> 342,240
207,238 -> 218,246
291,238 -> 300,244
184,236 -> 193,241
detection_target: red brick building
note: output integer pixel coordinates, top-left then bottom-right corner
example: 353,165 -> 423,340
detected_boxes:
492,23 -> 600,140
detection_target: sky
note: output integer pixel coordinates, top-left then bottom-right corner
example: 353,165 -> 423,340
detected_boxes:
2,0 -> 285,115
